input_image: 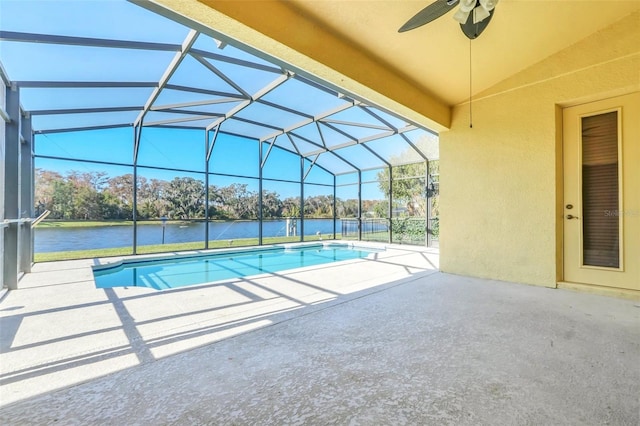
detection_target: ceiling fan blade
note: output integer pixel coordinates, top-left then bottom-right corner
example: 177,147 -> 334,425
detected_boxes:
460,6 -> 494,39
398,0 -> 459,33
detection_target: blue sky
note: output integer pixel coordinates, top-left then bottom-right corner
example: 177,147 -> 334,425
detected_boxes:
3,0 -> 434,200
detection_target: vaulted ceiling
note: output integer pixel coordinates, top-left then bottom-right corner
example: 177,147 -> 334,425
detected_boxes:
155,0 -> 640,130
284,0 -> 640,105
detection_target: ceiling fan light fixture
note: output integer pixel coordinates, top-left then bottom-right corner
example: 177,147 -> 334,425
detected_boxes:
473,6 -> 491,23
480,0 -> 498,10
399,0 -> 498,39
453,9 -> 470,24
453,0 -> 476,24
454,0 -> 498,25
476,0 -> 498,22
459,0 -> 477,12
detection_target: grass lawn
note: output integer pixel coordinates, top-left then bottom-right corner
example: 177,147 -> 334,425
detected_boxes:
34,234 -> 342,262
33,220 -> 401,262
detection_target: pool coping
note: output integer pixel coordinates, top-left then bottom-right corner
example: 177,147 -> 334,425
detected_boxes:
91,240 -> 388,272
90,240 -> 393,292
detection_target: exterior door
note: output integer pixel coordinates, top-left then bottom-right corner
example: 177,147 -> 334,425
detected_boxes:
563,92 -> 639,292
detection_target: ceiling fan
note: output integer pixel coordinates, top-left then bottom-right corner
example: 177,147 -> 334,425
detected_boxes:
399,0 -> 498,39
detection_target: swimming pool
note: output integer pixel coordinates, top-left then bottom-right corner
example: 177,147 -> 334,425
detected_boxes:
92,242 -> 383,290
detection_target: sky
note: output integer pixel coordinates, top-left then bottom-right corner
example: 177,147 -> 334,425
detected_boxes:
2,0 -> 436,200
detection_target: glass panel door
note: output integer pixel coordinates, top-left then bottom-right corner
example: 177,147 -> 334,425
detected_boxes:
562,91 -> 639,292
581,111 -> 620,268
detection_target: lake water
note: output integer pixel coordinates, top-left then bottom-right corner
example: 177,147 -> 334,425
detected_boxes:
34,219 -> 349,253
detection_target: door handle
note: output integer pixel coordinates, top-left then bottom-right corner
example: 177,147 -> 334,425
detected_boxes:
566,214 -> 579,220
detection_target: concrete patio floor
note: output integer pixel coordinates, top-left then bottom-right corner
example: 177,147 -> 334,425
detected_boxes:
1,244 -> 638,425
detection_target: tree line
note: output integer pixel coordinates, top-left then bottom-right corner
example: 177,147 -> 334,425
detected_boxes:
34,166 -> 433,222
35,170 -> 355,221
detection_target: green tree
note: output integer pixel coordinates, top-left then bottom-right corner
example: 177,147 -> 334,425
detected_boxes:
34,169 -> 63,216
51,179 -> 75,219
101,191 -> 128,219
336,198 -> 358,218
164,177 -> 205,219
261,190 -> 283,218
73,185 -> 103,220
135,177 -> 169,219
372,199 -> 389,218
304,195 -> 334,218
212,183 -> 258,219
105,174 -> 134,219
376,163 -> 427,217
282,197 -> 301,218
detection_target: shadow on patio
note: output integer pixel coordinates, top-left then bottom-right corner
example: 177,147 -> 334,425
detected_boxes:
1,248 -> 638,423
0,245 -> 438,407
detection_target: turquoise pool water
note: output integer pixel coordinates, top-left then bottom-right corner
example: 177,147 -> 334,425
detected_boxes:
93,243 -> 381,290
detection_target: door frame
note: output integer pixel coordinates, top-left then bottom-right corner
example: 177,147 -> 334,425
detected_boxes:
557,92 -> 640,300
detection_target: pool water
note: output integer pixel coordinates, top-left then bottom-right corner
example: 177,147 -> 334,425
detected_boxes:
93,243 -> 381,290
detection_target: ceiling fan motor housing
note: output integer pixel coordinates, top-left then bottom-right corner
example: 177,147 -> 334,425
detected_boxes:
461,6 -> 494,39
458,0 -> 496,39
398,0 -> 497,39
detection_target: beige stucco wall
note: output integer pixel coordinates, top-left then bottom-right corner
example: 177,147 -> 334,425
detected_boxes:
439,11 -> 640,287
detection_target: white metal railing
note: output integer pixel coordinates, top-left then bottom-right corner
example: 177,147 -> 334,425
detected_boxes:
0,107 -> 9,123
31,210 -> 51,227
2,218 -> 32,226
1,210 -> 50,229
0,210 -> 51,228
